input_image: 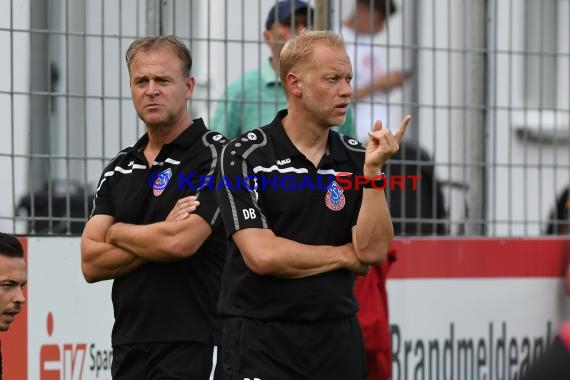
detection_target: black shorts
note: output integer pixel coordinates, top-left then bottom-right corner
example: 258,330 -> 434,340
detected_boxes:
111,341 -> 222,380
221,316 -> 366,380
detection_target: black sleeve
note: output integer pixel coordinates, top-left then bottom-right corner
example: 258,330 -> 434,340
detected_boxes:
194,133 -> 227,227
90,164 -> 116,218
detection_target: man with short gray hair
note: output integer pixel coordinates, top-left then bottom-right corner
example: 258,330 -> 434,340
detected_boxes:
81,35 -> 227,379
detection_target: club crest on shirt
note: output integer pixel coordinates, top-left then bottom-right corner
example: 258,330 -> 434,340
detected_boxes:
325,180 -> 345,211
153,168 -> 172,196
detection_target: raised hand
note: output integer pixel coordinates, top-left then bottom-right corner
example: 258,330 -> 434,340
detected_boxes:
364,115 -> 411,175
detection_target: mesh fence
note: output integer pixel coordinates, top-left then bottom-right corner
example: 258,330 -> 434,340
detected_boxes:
1,0 -> 569,236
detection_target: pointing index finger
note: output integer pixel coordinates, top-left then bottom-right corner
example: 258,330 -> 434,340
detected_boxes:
394,115 -> 412,144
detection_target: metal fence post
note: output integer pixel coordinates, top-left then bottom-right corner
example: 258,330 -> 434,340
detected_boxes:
465,0 -> 488,235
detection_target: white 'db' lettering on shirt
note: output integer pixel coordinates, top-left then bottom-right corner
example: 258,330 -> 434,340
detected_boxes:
242,208 -> 257,220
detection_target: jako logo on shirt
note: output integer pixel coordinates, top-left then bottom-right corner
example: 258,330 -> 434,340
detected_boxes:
325,180 -> 345,211
276,158 -> 291,165
152,168 -> 172,196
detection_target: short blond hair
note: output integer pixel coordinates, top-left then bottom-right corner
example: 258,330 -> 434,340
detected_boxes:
278,30 -> 346,86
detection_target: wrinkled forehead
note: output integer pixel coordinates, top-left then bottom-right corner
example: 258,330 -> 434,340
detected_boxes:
129,46 -> 184,73
309,45 -> 351,68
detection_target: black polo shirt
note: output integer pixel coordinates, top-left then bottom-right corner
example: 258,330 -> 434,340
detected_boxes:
91,118 -> 228,346
216,109 -> 367,321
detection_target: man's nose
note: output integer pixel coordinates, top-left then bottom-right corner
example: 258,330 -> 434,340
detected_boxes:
146,81 -> 159,96
340,79 -> 353,98
14,286 -> 26,304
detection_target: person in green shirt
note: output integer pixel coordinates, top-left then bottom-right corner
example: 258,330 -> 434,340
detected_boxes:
211,0 -> 355,139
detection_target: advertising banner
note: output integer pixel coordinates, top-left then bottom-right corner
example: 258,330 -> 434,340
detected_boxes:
1,237 -> 568,380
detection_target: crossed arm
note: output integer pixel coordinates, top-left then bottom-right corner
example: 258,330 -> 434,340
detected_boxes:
81,196 -> 209,283
232,228 -> 369,279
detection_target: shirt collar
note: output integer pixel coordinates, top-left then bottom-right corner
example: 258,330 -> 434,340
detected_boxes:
129,118 -> 208,154
266,109 -> 349,164
169,118 -> 208,149
261,58 -> 282,87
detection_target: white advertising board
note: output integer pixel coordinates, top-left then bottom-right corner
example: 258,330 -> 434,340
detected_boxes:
27,237 -> 114,380
1,237 -> 568,380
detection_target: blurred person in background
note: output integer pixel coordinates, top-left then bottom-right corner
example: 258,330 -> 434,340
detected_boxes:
340,0 -> 411,143
341,0 -> 447,237
340,3 -> 415,379
0,233 -> 27,379
211,0 -> 355,139
546,186 -> 570,236
545,186 -> 570,294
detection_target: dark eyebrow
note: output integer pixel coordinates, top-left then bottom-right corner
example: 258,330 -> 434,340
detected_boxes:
135,74 -> 175,85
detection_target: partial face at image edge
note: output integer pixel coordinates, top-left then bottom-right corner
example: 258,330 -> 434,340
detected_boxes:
0,254 -> 27,331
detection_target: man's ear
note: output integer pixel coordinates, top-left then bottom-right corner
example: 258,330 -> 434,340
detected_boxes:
185,76 -> 195,99
286,72 -> 302,97
263,29 -> 273,43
